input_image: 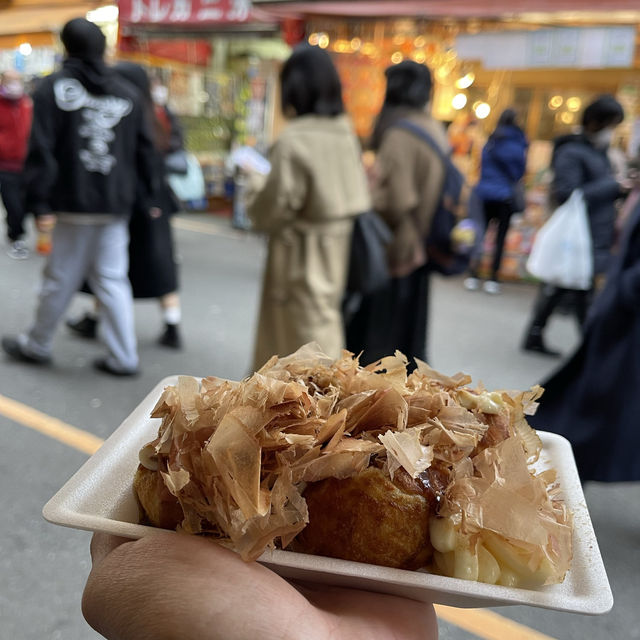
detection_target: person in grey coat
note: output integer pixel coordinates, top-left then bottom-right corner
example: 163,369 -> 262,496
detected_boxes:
522,95 -> 627,356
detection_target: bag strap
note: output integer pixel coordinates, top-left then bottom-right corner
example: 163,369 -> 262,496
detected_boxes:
392,119 -> 452,165
393,119 -> 467,220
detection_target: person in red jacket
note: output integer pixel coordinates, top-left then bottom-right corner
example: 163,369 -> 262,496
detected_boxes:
0,69 -> 33,259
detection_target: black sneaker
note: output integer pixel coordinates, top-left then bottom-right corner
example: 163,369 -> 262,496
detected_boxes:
66,314 -> 98,339
93,358 -> 139,377
522,332 -> 561,357
158,323 -> 182,349
1,336 -> 51,364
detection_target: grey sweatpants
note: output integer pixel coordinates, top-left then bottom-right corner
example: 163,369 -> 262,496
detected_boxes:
22,218 -> 138,371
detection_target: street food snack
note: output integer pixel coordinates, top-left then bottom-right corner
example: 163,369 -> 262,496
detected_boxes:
134,344 -> 573,588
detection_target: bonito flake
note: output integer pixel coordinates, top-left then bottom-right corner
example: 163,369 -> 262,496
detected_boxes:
136,343 -> 572,587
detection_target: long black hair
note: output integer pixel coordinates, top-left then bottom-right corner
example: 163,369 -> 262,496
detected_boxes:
280,44 -> 344,117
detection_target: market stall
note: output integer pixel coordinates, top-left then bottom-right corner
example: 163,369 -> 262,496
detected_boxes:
117,0 -> 290,213
255,2 -> 640,280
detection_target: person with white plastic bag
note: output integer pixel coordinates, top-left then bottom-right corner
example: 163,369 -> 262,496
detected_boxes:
526,189 -> 593,290
522,95 -> 628,356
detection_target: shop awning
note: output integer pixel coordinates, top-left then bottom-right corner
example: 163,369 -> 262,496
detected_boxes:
0,0 -> 104,37
255,0 -> 640,20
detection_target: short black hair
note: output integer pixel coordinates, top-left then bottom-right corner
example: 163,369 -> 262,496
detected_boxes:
383,60 -> 432,109
582,95 -> 624,131
280,44 -> 344,117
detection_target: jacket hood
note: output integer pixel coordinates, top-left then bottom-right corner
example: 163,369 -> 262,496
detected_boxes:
62,57 -> 113,95
551,132 -> 593,164
490,124 -> 528,145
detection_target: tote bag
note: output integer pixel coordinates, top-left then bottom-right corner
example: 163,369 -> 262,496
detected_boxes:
526,189 -> 593,290
346,210 -> 393,296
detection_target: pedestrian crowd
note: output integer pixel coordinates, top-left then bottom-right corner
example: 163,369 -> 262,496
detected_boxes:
1,18 -> 639,638
1,19 -> 637,470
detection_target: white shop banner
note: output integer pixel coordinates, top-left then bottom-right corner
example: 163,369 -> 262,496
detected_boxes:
456,26 -> 635,70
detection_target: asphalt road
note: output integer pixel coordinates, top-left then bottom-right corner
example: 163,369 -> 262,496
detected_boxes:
1,213 -> 638,640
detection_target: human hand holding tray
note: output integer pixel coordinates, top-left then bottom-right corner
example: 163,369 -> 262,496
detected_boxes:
44,365 -> 612,615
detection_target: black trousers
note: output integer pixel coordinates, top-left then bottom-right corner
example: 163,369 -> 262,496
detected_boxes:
527,283 -> 592,332
470,199 -> 513,281
0,170 -> 26,242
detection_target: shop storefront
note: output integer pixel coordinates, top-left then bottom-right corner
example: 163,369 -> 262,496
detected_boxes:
118,0 -> 291,211
255,2 -> 640,280
0,1 -> 109,81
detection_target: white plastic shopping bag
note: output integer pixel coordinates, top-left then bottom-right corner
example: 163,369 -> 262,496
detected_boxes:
526,189 -> 593,290
167,153 -> 206,203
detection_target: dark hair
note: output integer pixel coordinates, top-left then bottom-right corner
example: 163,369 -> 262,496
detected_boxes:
489,107 -> 523,141
368,61 -> 433,150
383,60 -> 432,109
61,18 -> 106,60
280,45 -> 344,117
497,108 -> 518,128
582,95 -> 624,131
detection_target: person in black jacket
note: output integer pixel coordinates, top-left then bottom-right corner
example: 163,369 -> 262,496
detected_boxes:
522,95 -> 627,356
65,62 -> 183,349
1,18 -> 155,376
528,195 -> 640,482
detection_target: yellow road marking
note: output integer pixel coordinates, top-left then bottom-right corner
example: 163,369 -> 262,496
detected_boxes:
435,605 -> 558,640
0,394 -> 104,455
0,393 -> 558,640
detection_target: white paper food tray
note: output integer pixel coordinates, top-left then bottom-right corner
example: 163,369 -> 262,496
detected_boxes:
43,376 -> 613,614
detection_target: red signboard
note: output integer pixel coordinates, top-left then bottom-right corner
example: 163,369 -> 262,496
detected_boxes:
118,35 -> 212,65
119,0 -> 253,25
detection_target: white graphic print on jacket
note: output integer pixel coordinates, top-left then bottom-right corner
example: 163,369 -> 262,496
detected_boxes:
54,78 -> 133,175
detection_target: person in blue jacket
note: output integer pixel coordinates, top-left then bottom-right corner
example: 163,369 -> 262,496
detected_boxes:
464,108 -> 528,294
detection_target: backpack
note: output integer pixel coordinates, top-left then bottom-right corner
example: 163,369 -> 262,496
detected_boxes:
393,120 -> 480,276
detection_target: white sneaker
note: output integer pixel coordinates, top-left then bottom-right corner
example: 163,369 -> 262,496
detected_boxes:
464,277 -> 480,291
483,280 -> 501,295
7,240 -> 29,260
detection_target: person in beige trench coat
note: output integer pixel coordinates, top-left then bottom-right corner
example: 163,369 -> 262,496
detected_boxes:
247,45 -> 370,370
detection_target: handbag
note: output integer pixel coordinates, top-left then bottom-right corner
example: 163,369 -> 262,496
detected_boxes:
167,153 -> 206,203
346,210 -> 393,296
526,189 -> 593,290
164,150 -> 189,175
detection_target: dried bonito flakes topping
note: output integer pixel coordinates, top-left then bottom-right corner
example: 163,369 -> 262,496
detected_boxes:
134,343 -> 573,588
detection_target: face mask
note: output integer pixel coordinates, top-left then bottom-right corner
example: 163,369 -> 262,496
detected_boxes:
591,127 -> 614,150
152,85 -> 168,106
1,81 -> 23,99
